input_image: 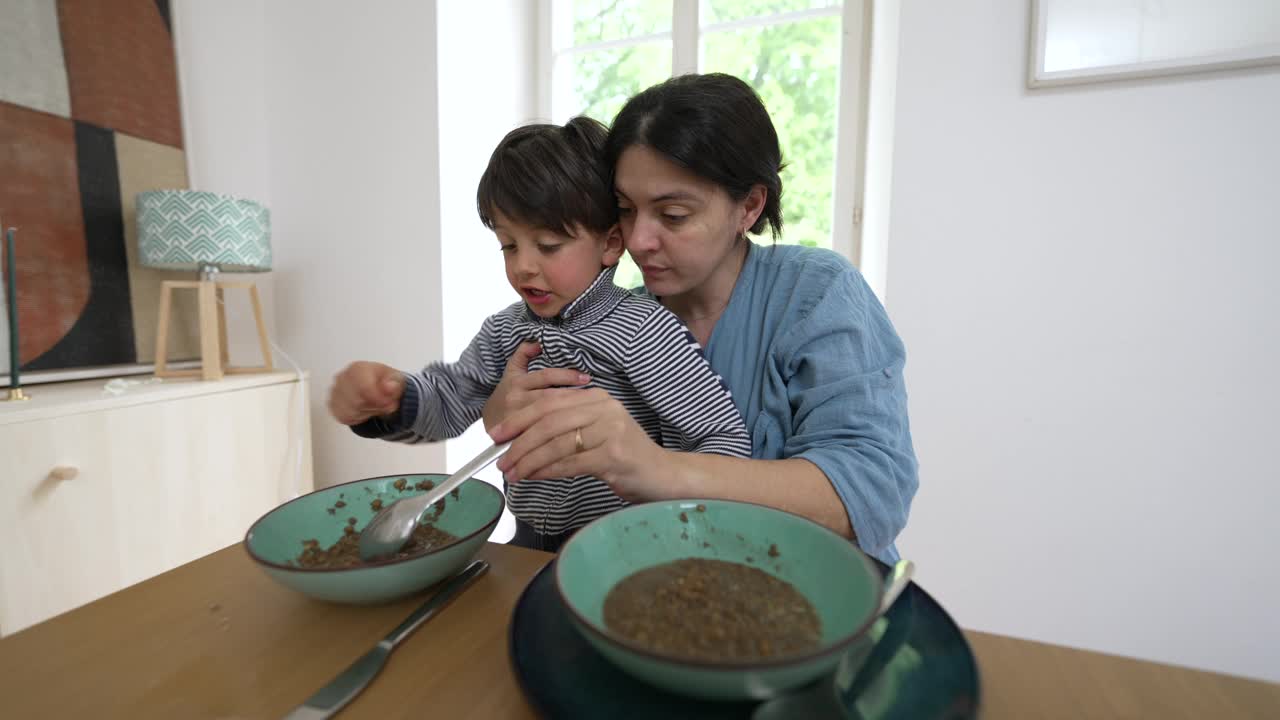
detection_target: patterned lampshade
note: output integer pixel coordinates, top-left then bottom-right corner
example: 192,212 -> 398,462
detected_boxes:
136,190 -> 271,272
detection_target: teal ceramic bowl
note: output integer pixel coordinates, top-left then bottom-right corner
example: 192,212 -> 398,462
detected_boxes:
556,499 -> 884,701
244,474 -> 503,604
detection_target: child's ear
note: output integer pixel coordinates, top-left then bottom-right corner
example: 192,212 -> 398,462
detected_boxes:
602,224 -> 624,267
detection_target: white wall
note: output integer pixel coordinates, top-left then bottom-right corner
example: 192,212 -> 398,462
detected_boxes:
177,1 -> 541,492
437,1 -> 539,543
890,0 -> 1280,682
262,0 -> 447,487
173,0 -> 278,368
180,0 -> 448,488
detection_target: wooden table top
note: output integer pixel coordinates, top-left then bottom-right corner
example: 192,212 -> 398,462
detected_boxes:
2,542 -> 1276,719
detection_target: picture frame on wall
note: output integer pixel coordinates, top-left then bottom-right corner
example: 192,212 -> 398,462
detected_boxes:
1,0 -> 201,388
1028,0 -> 1280,88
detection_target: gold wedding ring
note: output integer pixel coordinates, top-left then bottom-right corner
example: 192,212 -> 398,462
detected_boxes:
574,427 -> 585,453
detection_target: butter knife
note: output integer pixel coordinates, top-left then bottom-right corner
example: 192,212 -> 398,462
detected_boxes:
282,560 -> 490,720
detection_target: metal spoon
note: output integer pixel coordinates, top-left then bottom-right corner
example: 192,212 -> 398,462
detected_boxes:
357,441 -> 511,561
877,558 -> 915,615
752,559 -> 915,720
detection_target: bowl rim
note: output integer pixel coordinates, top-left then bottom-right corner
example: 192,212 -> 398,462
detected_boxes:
553,498 -> 886,672
242,472 -> 505,573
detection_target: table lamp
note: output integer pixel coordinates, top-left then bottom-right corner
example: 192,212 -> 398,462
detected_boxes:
136,190 -> 273,381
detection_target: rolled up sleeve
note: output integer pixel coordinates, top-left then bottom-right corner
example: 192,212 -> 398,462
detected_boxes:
779,272 -> 918,562
349,316 -> 505,444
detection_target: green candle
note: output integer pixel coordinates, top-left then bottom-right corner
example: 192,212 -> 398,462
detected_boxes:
5,227 -> 17,389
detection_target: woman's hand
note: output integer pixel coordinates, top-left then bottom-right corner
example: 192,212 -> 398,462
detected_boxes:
490,378 -> 856,540
490,387 -> 671,503
481,342 -> 592,431
328,361 -> 404,425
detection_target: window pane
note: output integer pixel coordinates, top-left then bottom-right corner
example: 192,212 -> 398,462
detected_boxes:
614,252 -> 644,291
701,17 -> 841,248
553,42 -> 670,290
553,41 -> 672,125
572,0 -> 671,46
701,0 -> 839,26
559,1 -> 671,290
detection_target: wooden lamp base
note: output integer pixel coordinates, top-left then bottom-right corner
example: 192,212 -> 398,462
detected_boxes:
155,280 -> 273,381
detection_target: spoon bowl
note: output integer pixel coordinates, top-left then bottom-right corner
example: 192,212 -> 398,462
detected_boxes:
358,441 -> 511,561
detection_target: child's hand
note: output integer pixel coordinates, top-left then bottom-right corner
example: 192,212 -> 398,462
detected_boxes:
328,361 -> 405,425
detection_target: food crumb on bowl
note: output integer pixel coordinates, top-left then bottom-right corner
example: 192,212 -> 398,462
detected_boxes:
768,544 -> 780,558
371,498 -> 383,511
335,500 -> 346,508
695,504 -> 706,512
294,524 -> 459,569
394,478 -> 408,492
679,512 -> 688,523
415,479 -> 435,491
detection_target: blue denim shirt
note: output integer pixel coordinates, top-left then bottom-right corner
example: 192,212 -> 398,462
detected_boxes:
646,242 -> 918,563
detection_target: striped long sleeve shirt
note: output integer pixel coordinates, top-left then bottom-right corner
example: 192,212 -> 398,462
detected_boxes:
354,266 -> 750,536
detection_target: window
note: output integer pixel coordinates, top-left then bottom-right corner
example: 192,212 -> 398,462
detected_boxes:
542,0 -> 867,289
550,1 -> 674,125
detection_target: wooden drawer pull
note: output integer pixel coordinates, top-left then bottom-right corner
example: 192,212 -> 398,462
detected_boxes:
48,466 -> 79,482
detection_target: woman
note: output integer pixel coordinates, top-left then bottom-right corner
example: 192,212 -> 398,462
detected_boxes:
486,73 -> 918,563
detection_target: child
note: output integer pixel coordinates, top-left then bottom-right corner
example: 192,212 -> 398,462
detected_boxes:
351,117 -> 749,551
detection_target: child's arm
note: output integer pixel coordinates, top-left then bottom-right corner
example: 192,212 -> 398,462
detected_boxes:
356,314 -> 508,444
624,306 -> 752,458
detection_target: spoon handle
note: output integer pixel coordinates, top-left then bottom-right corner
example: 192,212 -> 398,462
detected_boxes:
409,440 -> 512,517
879,560 -> 915,615
446,441 -> 512,493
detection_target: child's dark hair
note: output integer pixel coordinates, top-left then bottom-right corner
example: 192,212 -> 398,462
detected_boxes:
477,116 -> 616,235
605,73 -> 784,239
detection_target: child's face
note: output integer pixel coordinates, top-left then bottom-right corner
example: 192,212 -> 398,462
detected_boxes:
493,211 -> 624,319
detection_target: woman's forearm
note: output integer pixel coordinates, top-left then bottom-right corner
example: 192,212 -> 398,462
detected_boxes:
652,451 -> 855,540
490,388 -> 856,541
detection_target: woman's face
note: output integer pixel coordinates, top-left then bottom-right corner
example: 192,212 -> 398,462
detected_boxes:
614,145 -> 756,299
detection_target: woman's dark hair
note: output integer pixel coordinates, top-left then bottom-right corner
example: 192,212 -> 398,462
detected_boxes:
477,116 -> 616,235
605,73 -> 784,239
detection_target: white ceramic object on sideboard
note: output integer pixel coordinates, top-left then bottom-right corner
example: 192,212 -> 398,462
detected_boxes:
0,372 -> 313,635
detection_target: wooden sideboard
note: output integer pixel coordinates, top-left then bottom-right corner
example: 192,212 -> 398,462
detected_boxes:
0,372 -> 312,635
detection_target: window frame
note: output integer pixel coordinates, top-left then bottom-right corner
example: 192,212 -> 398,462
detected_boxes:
536,0 -> 872,264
